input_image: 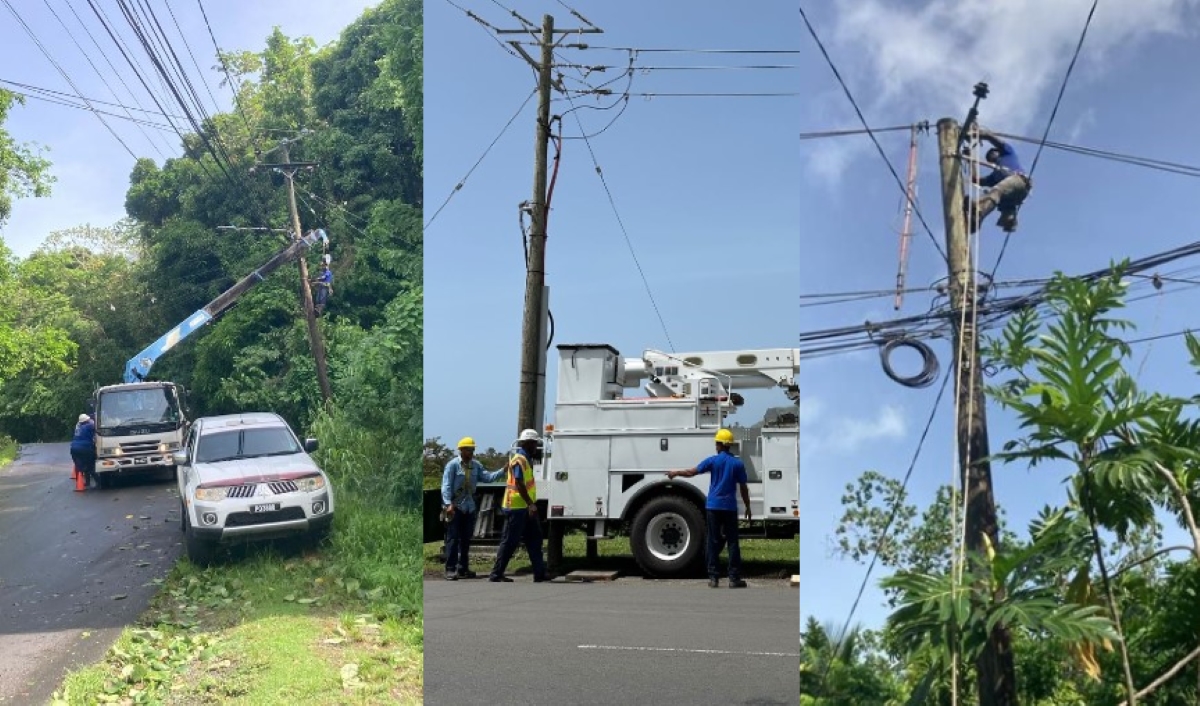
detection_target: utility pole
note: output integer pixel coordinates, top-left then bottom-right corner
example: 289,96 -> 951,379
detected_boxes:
495,12 -> 602,437
276,140 -> 333,403
936,116 -> 1016,705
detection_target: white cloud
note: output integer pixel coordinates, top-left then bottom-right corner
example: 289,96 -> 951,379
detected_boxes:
807,0 -> 1200,182
801,402 -> 908,456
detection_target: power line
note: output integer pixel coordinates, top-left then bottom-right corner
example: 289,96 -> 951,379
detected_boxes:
796,2 -> 947,264
991,0 -> 1100,281
2,0 -> 139,159
818,366 -> 952,690
572,90 -> 800,98
3,86 -> 179,131
798,125 -> 916,140
195,0 -> 255,135
424,88 -> 537,231
564,91 -> 676,352
39,0 -> 165,158
560,45 -> 803,55
0,78 -> 186,119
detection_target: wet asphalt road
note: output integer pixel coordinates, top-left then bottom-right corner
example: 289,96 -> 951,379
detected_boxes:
0,443 -> 182,705
424,576 -> 799,705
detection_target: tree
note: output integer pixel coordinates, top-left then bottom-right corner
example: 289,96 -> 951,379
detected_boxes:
0,90 -> 54,225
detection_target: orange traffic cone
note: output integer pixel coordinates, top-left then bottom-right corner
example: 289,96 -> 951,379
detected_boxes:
74,467 -> 86,492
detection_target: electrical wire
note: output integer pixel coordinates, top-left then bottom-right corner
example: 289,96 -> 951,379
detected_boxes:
2,0 -> 139,159
424,88 -> 537,231
561,45 -> 803,55
796,3 -> 947,264
195,0 -> 255,136
990,0 -> 1100,281
564,91 -> 676,352
818,366 -> 952,691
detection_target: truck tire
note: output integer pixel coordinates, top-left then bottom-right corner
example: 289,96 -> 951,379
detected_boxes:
630,495 -> 705,578
184,515 -> 218,567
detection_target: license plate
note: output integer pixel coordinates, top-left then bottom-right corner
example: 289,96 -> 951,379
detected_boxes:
134,457 -> 148,465
250,503 -> 280,513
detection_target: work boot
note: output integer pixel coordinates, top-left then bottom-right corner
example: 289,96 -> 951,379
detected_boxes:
728,578 -> 747,589
708,578 -> 719,588
997,212 -> 1017,232
457,570 -> 477,579
488,576 -> 513,583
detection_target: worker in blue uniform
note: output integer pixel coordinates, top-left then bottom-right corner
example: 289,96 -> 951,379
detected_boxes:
70,414 -> 99,489
967,128 -> 1032,234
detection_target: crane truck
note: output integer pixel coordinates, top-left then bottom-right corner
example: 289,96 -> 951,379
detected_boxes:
89,229 -> 327,488
473,342 -> 800,578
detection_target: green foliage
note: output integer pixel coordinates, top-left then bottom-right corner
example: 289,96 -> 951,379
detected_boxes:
0,90 -> 55,225
800,618 -> 904,705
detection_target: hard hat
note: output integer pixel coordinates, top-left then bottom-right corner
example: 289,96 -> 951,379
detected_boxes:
456,437 -> 476,449
78,414 -> 91,423
714,428 -> 734,444
518,429 -> 540,443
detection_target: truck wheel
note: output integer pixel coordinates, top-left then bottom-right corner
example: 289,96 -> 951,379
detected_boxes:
184,515 -> 218,567
630,496 -> 705,578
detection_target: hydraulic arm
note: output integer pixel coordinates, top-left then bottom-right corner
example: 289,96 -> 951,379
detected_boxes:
124,229 -> 326,383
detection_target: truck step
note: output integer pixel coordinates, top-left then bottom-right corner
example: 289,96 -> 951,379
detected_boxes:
790,575 -> 799,588
565,570 -> 620,582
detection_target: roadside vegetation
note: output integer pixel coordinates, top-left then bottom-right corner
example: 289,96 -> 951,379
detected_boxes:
0,0 -> 421,702
801,266 -> 1200,705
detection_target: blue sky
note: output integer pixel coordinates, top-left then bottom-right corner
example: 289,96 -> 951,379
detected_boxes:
794,0 -> 1200,633
424,1 -> 801,450
0,0 -> 378,258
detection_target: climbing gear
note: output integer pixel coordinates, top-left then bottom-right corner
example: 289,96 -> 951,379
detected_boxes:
457,437 -> 476,449
714,428 -> 735,445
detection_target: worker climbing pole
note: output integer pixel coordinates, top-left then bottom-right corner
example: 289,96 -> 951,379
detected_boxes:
959,82 -> 1034,235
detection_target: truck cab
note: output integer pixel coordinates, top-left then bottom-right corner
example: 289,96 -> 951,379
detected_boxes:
91,381 -> 188,487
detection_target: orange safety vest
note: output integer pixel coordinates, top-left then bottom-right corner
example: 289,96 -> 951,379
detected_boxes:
502,452 -> 537,510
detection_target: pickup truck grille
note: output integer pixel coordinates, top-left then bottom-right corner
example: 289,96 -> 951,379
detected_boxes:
221,481 -> 301,498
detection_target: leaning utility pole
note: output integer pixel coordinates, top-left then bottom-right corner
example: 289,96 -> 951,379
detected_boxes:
495,11 -> 602,436
936,117 -> 1016,705
277,140 -> 333,403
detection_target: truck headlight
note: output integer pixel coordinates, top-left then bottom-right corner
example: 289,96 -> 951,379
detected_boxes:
295,475 -> 326,492
195,486 -> 230,501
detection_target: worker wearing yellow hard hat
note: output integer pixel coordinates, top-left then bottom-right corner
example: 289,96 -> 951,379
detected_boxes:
441,436 -> 505,580
666,428 -> 752,588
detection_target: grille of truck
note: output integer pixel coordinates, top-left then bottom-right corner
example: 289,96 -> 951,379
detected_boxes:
226,485 -> 258,499
119,440 -> 162,454
268,480 -> 299,494
225,507 -> 306,527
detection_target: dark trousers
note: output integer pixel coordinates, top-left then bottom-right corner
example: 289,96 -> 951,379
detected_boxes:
490,508 -> 546,581
706,509 -> 742,580
444,510 -> 476,574
71,449 -> 98,485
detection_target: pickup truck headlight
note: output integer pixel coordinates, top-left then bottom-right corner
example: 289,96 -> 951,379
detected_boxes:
195,486 -> 230,501
294,475 -> 326,492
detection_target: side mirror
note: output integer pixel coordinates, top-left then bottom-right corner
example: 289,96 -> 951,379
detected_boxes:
172,451 -> 190,466
304,438 -> 319,453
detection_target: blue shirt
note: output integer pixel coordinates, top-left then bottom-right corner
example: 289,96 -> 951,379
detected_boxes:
695,450 -> 748,511
70,421 -> 95,452
980,140 -> 1024,188
441,455 -> 505,514
502,448 -> 534,515
317,269 -> 333,285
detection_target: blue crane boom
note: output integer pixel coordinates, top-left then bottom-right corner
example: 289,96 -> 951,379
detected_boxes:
123,229 -> 327,383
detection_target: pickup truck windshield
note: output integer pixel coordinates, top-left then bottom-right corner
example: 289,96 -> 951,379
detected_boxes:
195,427 -> 302,463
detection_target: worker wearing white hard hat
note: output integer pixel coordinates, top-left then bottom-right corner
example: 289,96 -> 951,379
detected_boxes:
69,413 -> 100,489
488,429 -> 548,583
441,436 -> 505,580
667,428 -> 751,588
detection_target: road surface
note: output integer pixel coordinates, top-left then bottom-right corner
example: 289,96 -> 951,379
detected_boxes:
424,576 -> 799,705
0,443 -> 181,705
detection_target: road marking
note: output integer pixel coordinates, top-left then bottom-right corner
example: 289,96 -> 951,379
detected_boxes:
578,645 -> 799,658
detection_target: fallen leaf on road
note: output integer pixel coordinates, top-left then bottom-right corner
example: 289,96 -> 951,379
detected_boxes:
139,516 -> 149,520
135,561 -> 150,568
111,594 -> 128,600
125,515 -> 133,519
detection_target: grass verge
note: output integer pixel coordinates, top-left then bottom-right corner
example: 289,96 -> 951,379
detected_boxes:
424,529 -> 798,580
0,435 -> 19,468
51,494 -> 423,705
